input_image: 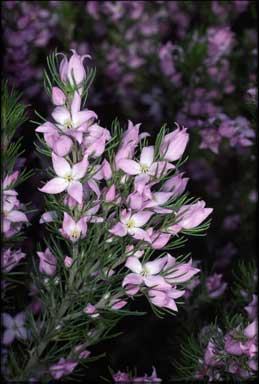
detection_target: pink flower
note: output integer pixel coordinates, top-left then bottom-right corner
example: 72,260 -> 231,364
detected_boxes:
2,312 -> 28,345
142,191 -> 174,214
162,254 -> 200,284
122,256 -> 170,294
2,248 -> 26,272
110,299 -> 127,310
224,331 -> 243,356
36,248 -> 57,276
147,229 -> 171,249
148,286 -> 185,312
109,209 -> 154,242
113,371 -> 130,382
160,125 -> 189,162
51,92 -> 97,144
118,146 -> 173,179
60,213 -> 88,243
167,201 -> 213,233
83,123 -> 111,157
64,256 -> 73,268
84,303 -> 99,318
39,210 -> 57,224
3,193 -> 28,234
104,184 -> 116,202
58,50 -> 91,86
162,172 -> 189,197
204,341 -> 219,367
74,344 -> 91,359
245,295 -> 257,320
49,358 -> 78,380
115,120 -> 149,165
39,153 -> 88,204
3,171 -> 19,189
51,87 -> 66,106
205,273 -> 227,298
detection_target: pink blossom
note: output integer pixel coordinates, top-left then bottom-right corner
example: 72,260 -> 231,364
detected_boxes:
2,312 -> 28,345
167,200 -> 213,233
2,248 -> 26,272
84,303 -> 99,318
58,49 -> 91,86
3,192 -> 28,235
60,212 -> 87,243
224,331 -> 243,356
118,145 -> 174,179
39,210 -> 57,224
162,254 -> 200,284
83,123 -> 111,157
51,92 -> 97,143
204,341 -> 219,366
36,248 -> 57,276
104,184 -> 116,202
162,172 -> 189,197
39,153 -> 88,204
245,295 -> 257,320
110,299 -> 127,310
109,209 -> 153,241
146,229 -> 171,249
64,256 -> 73,268
49,358 -> 78,380
113,371 -> 130,382
51,87 -> 66,106
148,286 -> 185,312
3,171 -> 19,189
160,125 -> 189,162
115,120 -> 148,164
205,273 -> 227,298
122,256 -> 170,294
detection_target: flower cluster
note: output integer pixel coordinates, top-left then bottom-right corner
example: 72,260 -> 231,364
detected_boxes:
36,50 -> 212,317
3,171 -> 28,238
196,318 -> 257,381
113,366 -> 161,383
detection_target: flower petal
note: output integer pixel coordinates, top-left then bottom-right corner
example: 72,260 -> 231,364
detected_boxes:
140,146 -> 154,167
52,106 -> 71,126
109,222 -> 127,237
117,159 -> 141,175
71,155 -> 89,180
52,153 -> 71,177
7,210 -> 28,223
3,329 -> 15,345
131,211 -> 153,227
39,177 -> 68,194
67,181 -> 83,204
125,257 -> 143,274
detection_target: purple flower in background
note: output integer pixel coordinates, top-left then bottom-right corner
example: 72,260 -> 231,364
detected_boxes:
205,273 -> 227,298
2,312 -> 28,345
2,248 -> 26,273
36,248 -> 57,276
49,358 -> 78,380
245,295 -> 257,320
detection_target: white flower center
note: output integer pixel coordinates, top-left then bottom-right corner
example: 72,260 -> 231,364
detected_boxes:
71,229 -> 80,239
127,219 -> 135,229
64,119 -> 73,129
64,174 -> 74,182
140,163 -> 150,174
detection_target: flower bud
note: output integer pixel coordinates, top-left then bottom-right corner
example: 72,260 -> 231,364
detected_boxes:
67,49 -> 91,86
51,87 -> 66,106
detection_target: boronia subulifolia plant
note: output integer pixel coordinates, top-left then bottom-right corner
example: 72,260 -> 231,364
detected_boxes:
1,81 -> 34,374
1,81 -> 34,293
3,50 -> 213,382
173,259 -> 257,381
